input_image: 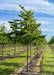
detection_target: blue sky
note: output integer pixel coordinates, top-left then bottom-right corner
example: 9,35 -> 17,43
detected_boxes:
0,0 -> 54,42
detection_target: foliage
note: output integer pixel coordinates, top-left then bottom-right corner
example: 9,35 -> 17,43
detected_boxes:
48,36 -> 54,44
0,5 -> 47,46
9,4 -> 47,46
0,23 -> 9,44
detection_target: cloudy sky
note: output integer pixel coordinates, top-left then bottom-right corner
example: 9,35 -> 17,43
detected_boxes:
0,0 -> 54,42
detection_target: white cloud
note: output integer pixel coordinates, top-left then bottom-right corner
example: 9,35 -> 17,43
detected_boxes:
37,19 -> 49,25
19,0 -> 54,15
41,28 -> 54,31
41,28 -> 48,31
0,21 -> 11,30
0,0 -> 54,15
36,17 -> 54,25
0,3 -> 18,11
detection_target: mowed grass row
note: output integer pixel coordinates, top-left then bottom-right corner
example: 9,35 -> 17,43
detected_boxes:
0,45 -> 27,52
0,49 -> 25,58
0,45 -> 32,58
0,49 -> 35,75
41,45 -> 54,75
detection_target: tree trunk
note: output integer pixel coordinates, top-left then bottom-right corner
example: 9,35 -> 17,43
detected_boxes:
27,44 -> 28,72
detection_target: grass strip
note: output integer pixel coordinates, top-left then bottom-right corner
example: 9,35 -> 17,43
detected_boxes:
0,49 -> 35,75
41,45 -> 54,75
0,49 -> 24,58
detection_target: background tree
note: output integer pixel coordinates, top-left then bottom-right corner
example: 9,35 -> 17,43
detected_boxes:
0,23 -> 9,45
48,36 -> 54,44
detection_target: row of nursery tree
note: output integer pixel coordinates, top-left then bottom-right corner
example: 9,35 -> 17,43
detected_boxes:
48,36 -> 54,44
0,5 -> 47,46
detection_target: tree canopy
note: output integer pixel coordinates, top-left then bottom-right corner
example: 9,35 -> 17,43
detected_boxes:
8,4 -> 47,46
48,36 -> 54,44
0,5 -> 47,46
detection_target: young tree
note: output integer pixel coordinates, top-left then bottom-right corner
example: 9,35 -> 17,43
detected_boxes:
9,4 -> 47,71
0,23 -> 9,59
0,23 -> 9,45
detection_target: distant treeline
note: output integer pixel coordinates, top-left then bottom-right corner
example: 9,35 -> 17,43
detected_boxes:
48,36 -> 54,44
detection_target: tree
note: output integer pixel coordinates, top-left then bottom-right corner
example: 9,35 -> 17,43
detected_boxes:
9,4 -> 47,72
0,23 -> 9,59
48,36 -> 54,44
0,23 -> 9,45
18,5 -> 44,71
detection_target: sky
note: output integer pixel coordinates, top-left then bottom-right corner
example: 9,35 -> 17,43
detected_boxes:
0,0 -> 54,42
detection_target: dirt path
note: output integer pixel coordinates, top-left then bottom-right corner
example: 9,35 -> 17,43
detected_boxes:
11,46 -> 46,75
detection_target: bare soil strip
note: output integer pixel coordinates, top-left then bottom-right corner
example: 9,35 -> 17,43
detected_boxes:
0,49 -> 31,62
11,46 -> 46,75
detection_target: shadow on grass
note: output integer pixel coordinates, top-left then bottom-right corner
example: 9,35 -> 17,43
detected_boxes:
0,62 -> 21,67
0,55 -> 27,75
43,57 -> 54,58
17,55 -> 30,58
41,64 -> 54,75
42,64 -> 54,67
0,68 -> 14,75
41,71 -> 54,75
0,62 -> 21,75
46,60 -> 54,62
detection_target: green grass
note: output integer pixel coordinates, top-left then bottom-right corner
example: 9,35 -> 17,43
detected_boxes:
0,49 -> 35,75
0,45 -> 29,58
41,45 -> 54,75
0,49 -> 24,58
